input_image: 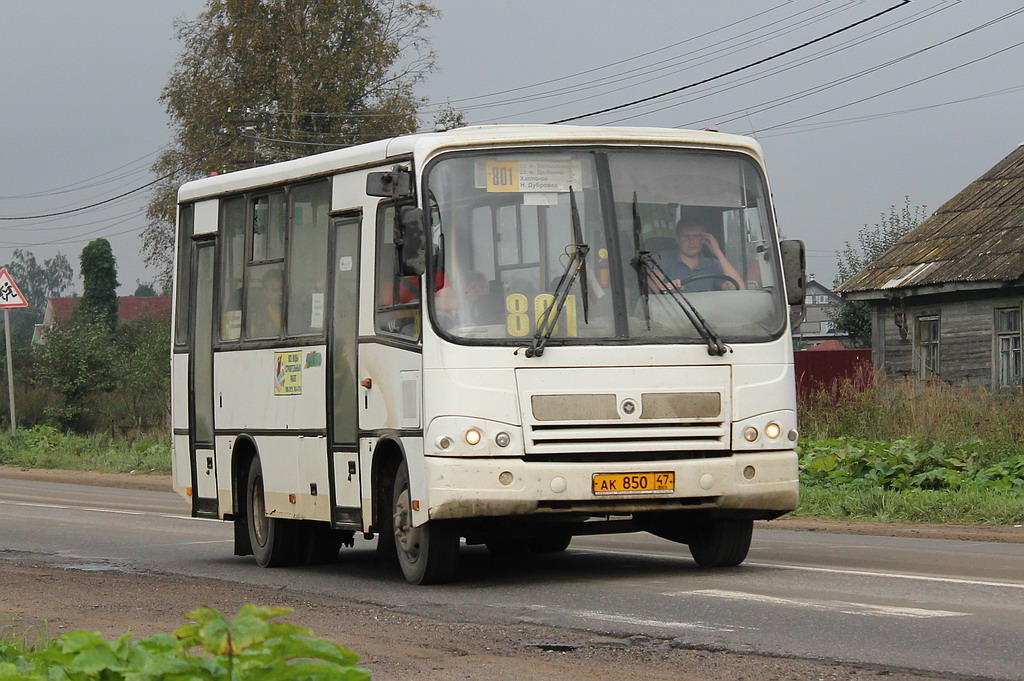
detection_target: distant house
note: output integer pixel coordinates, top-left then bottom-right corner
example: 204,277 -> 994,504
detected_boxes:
792,278 -> 847,346
33,296 -> 171,344
837,144 -> 1024,388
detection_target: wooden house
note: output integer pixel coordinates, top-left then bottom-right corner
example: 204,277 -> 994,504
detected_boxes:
836,144 -> 1024,388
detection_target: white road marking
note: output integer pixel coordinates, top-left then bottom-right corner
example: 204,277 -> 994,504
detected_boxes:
746,560 -> 1024,591
572,546 -> 1024,591
0,499 -> 218,522
667,589 -> 969,619
527,606 -> 748,633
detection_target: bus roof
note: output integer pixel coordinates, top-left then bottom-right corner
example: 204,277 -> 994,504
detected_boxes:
177,124 -> 764,203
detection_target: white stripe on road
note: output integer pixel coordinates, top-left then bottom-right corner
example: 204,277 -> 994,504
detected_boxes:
572,546 -> 1024,591
0,499 -> 218,522
746,560 -> 1024,591
666,589 -> 968,618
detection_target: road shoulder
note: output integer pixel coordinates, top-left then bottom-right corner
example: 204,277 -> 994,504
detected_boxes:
3,464 -> 1022,543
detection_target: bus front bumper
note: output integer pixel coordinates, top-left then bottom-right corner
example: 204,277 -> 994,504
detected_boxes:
421,451 -> 799,523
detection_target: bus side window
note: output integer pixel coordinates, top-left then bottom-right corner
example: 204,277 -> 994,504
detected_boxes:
375,203 -> 421,340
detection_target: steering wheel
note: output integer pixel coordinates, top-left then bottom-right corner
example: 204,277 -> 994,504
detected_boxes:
661,273 -> 741,292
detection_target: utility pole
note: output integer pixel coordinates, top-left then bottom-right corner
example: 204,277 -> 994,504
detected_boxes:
0,268 -> 29,434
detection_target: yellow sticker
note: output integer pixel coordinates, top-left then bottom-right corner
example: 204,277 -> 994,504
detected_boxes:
274,351 -> 303,395
598,248 -> 608,259
486,161 -> 519,193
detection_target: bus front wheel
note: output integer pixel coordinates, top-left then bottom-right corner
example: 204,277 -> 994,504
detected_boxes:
246,458 -> 300,567
687,518 -> 753,568
391,461 -> 459,584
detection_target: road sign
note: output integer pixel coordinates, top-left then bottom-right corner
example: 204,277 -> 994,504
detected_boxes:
0,268 -> 28,309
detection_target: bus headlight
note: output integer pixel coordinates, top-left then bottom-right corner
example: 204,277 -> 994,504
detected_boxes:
743,426 -> 758,442
495,432 -> 511,447
465,429 -> 482,446
765,422 -> 781,440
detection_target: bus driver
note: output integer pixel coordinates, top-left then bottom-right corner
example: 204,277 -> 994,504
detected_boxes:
652,220 -> 745,293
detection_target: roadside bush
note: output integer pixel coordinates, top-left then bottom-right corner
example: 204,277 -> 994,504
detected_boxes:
0,604 -> 370,680
798,437 -> 1024,492
799,371 -> 1024,445
0,426 -> 170,474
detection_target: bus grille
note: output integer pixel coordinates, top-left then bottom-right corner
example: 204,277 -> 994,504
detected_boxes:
525,420 -> 726,455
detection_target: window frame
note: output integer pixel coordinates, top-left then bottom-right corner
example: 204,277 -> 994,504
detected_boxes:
215,180 -> 331,346
916,314 -> 940,378
995,306 -> 1021,388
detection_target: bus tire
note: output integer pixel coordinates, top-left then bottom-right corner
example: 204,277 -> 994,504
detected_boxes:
687,518 -> 753,568
392,461 -> 459,584
530,534 -> 572,554
246,457 -> 300,567
300,523 -> 349,565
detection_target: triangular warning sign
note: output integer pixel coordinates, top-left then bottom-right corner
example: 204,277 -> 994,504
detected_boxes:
0,268 -> 29,309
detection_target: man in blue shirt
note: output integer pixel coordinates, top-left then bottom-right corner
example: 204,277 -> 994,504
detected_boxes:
653,221 -> 745,293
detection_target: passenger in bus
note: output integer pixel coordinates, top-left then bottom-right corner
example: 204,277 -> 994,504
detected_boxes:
434,271 -> 490,328
248,269 -> 284,337
651,221 -> 745,293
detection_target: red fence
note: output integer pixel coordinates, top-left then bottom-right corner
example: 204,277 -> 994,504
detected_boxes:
794,348 -> 872,396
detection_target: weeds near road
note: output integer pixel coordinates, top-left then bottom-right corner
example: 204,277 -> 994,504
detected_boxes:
798,373 -> 1024,525
0,605 -> 369,680
0,426 -> 170,475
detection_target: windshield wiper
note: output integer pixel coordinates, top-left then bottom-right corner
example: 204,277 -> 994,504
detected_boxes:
526,187 -> 589,358
630,193 -> 729,357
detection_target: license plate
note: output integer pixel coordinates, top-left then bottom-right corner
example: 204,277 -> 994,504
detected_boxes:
592,471 -> 675,496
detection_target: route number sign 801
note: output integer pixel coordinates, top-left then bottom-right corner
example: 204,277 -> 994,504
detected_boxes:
505,293 -> 578,338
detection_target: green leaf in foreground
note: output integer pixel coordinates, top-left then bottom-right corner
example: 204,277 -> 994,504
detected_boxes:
3,605 -> 370,680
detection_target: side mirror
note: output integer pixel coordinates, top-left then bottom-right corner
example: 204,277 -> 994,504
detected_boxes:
780,239 -> 806,306
366,166 -> 413,198
398,207 -> 425,276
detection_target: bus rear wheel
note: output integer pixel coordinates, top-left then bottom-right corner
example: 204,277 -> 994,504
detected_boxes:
687,518 -> 753,568
392,461 -> 459,584
247,458 -> 300,567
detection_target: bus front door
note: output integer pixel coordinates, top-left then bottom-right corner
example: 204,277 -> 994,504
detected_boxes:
189,240 -> 218,516
329,215 -> 362,526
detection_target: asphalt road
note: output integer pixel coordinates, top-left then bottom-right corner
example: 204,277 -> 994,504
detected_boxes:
1,476 -> 1021,680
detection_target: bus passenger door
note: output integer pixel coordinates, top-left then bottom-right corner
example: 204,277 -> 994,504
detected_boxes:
329,215 -> 362,526
189,241 -> 218,516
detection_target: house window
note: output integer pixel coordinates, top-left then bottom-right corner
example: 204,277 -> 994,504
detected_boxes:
996,307 -> 1021,388
916,315 -> 939,378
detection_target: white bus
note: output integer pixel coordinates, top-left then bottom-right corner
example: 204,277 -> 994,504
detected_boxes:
171,124 -> 805,584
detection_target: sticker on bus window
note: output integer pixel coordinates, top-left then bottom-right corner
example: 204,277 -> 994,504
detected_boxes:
505,293 -> 578,338
274,351 -> 303,395
484,159 -> 582,193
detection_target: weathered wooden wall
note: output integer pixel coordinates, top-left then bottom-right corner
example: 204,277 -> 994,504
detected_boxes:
871,290 -> 1024,387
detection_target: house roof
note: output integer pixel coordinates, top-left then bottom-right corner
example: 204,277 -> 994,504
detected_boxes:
837,144 -> 1024,297
47,296 -> 171,325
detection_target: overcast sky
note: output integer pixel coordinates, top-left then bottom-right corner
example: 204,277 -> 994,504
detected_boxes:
3,1 -> 1023,294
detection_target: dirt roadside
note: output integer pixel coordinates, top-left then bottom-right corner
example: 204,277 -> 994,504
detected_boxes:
0,465 -> 1016,680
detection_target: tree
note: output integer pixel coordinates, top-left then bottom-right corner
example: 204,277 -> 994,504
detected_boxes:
114,317 -> 172,427
829,197 -> 928,347
142,0 -> 441,287
78,239 -> 119,332
133,281 -> 158,297
34,317 -> 118,431
2,249 -> 73,347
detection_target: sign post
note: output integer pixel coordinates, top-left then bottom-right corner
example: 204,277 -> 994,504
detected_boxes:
0,269 -> 29,434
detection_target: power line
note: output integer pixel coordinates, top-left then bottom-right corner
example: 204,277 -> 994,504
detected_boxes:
752,36 -> 1024,134
0,138 -> 234,221
548,0 -> 911,125
593,0 -> 953,126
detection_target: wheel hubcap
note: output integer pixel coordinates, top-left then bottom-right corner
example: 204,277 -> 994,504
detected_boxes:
251,475 -> 268,547
393,485 -> 421,561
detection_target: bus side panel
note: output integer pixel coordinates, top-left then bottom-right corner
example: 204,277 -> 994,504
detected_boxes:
171,354 -> 191,495
215,347 -> 328,431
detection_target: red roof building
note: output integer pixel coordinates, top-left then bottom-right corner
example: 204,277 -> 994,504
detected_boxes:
34,296 -> 171,344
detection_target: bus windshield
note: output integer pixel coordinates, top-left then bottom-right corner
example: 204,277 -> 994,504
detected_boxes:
425,147 -> 786,346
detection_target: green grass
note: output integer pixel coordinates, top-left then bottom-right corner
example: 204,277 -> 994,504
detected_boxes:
0,426 -> 170,475
793,485 -> 1024,525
